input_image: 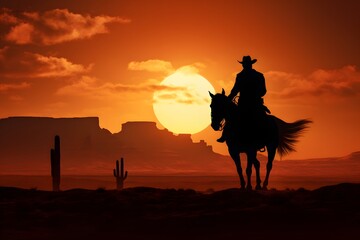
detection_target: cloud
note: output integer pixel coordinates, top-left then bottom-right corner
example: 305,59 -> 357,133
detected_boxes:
0,8 -> 19,24
266,65 -> 360,99
0,82 -> 30,92
128,59 -> 175,74
153,66 -> 211,105
56,76 -> 184,99
154,91 -> 210,105
2,8 -> 130,45
57,76 -> 208,106
5,22 -> 34,44
56,76 -> 97,96
175,65 -> 201,74
22,12 -> 39,20
0,48 -> 92,78
128,60 -> 207,75
30,53 -> 92,77
128,59 -> 210,105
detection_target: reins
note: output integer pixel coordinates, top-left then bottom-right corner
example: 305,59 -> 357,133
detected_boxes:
219,119 -> 225,131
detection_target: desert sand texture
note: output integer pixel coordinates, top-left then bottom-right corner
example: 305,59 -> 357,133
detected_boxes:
1,183 -> 359,240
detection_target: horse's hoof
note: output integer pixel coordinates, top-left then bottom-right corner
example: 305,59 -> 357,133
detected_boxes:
262,186 -> 268,191
246,185 -> 253,191
255,185 -> 262,190
240,182 -> 246,190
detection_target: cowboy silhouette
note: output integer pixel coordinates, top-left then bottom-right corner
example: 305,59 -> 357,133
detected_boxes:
217,56 -> 270,144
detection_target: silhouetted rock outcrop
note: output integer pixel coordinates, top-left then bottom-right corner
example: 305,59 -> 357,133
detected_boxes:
0,117 -> 232,175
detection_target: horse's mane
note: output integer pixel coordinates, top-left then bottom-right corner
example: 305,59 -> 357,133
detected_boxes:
214,93 -> 237,109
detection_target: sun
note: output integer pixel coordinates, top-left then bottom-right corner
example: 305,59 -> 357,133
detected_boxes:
153,68 -> 215,134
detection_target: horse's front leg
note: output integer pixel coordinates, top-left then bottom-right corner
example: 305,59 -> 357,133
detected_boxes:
246,149 -> 262,190
229,148 -> 246,189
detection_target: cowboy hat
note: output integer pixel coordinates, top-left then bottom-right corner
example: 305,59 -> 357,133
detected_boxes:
238,55 -> 257,64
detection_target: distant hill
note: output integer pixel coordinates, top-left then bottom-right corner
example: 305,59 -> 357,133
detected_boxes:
0,117 -> 233,175
271,151 -> 360,179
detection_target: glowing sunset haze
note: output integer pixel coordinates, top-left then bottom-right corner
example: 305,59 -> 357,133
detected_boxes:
0,0 -> 359,160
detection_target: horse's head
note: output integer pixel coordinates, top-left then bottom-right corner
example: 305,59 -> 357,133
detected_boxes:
209,89 -> 230,131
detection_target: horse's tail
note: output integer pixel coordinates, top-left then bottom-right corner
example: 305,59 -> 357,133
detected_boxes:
272,116 -> 312,158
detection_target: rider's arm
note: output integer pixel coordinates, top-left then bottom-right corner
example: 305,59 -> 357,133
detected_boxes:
258,73 -> 266,97
228,74 -> 241,100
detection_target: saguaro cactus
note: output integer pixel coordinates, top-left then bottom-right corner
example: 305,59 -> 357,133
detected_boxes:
113,157 -> 128,190
50,135 -> 61,191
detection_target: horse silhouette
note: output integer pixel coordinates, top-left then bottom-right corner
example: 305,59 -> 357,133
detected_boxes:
209,89 -> 311,190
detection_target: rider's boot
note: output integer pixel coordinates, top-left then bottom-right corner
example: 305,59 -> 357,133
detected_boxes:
217,134 -> 226,143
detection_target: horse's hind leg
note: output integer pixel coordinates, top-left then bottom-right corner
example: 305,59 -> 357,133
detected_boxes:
229,150 -> 246,189
245,157 -> 252,191
253,157 -> 262,190
263,144 -> 276,190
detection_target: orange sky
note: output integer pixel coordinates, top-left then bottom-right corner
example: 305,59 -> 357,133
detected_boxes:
0,0 -> 359,159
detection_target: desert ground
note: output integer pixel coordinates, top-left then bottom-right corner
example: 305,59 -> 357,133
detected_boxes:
1,183 -> 359,240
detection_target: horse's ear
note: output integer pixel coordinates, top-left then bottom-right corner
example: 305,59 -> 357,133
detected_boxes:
209,91 -> 214,98
221,88 -> 225,95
